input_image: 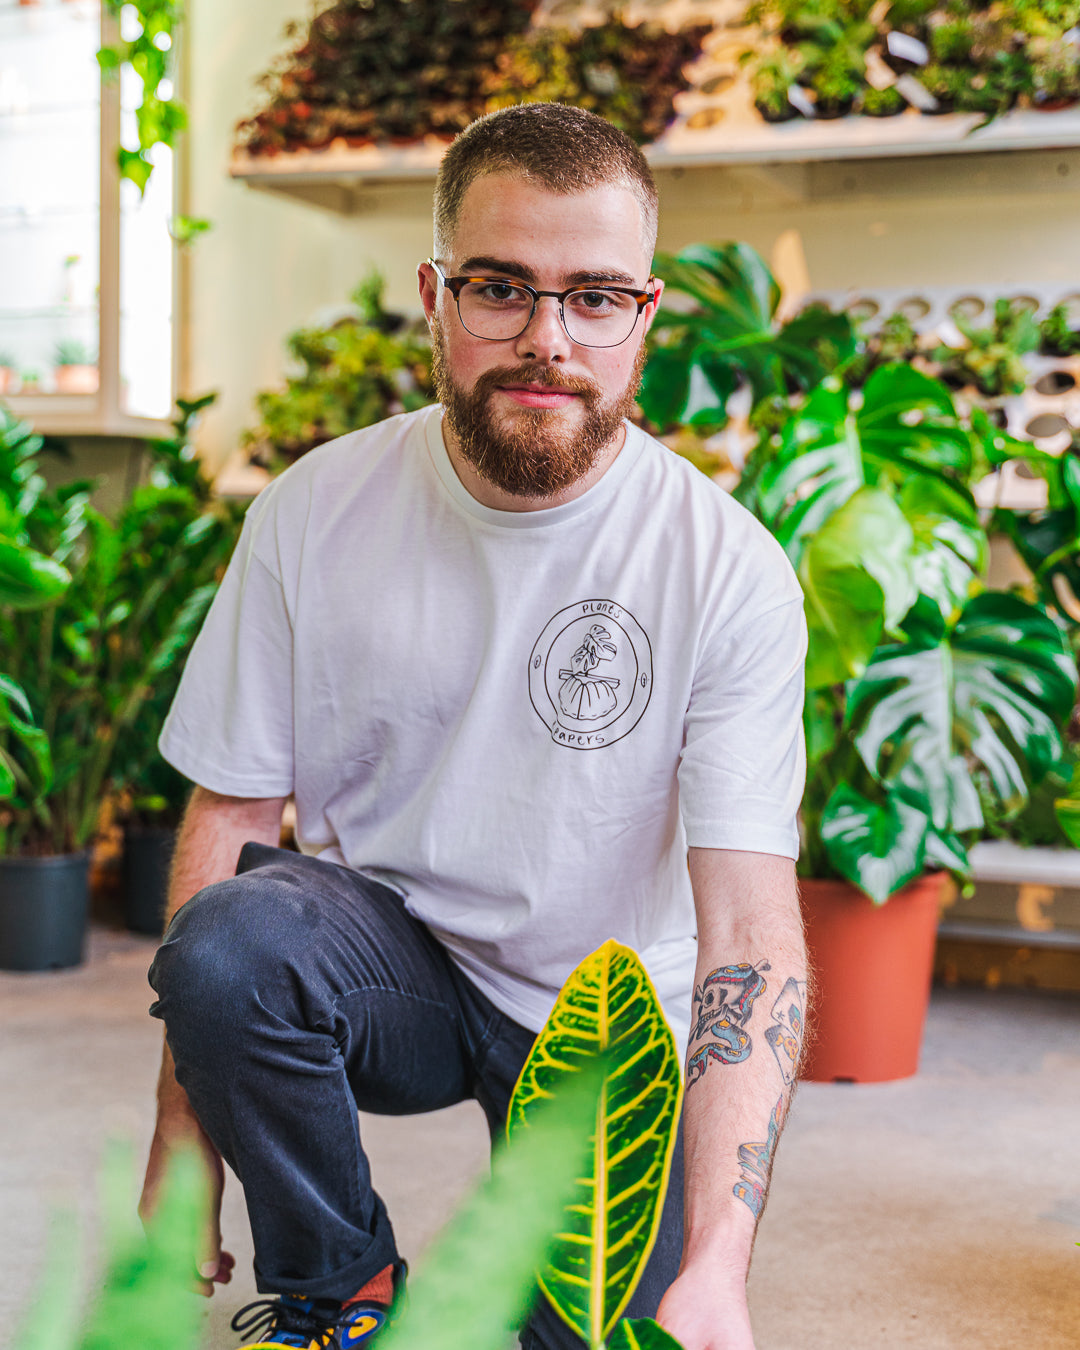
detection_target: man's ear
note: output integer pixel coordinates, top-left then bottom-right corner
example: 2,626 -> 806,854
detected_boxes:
418,261 -> 439,330
642,276 -> 664,336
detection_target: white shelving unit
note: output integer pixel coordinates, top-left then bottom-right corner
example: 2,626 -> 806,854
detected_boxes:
0,0 -> 175,438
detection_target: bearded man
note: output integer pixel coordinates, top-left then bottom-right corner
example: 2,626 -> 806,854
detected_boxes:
142,102 -> 808,1350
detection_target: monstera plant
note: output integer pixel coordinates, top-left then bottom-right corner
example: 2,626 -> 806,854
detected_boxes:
638,243 -> 858,434
736,364 -> 1079,902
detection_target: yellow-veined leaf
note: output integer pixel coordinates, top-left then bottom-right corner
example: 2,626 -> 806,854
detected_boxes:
507,940 -> 683,1347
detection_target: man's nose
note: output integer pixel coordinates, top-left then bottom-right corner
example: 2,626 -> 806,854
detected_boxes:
515,295 -> 573,362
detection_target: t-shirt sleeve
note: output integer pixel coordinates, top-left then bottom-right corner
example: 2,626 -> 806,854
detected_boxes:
678,594 -> 806,859
157,509 -> 295,797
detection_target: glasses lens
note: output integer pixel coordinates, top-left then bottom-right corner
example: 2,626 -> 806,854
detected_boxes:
457,280 -> 535,341
562,289 -> 641,346
456,281 -> 641,347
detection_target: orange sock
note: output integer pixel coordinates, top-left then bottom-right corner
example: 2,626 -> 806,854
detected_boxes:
344,1263 -> 394,1308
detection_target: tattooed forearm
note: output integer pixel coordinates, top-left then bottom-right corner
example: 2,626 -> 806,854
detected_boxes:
685,961 -> 770,1088
733,1096 -> 785,1219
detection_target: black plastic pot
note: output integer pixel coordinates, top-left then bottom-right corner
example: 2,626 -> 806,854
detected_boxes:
122,824 -> 175,936
0,852 -> 90,970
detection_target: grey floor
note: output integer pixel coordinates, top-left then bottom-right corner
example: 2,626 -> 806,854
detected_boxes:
3,923 -> 1079,1350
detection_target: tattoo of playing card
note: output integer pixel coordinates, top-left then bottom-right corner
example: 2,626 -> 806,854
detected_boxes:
733,1095 -> 785,1220
764,977 -> 806,1085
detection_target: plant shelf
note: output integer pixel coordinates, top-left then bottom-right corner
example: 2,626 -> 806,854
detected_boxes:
229,103 -> 1080,210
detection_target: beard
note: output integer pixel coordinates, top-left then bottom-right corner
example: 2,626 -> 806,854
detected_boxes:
431,317 -> 646,500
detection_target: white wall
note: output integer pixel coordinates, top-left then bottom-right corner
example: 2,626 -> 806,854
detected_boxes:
182,0 -> 1080,471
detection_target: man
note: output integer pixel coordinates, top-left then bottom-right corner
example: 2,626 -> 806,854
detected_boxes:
142,103 -> 808,1350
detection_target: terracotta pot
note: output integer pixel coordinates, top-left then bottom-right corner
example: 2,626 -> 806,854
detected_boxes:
800,873 -> 946,1083
0,368 -> 14,396
53,364 -> 98,394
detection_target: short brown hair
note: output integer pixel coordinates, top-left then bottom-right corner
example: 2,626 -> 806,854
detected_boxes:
433,103 -> 659,261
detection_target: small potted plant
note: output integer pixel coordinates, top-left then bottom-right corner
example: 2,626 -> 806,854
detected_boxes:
53,338 -> 98,394
1031,35 -> 1080,110
933,296 -> 1040,400
1039,302 -> 1080,357
0,352 -> 16,397
861,82 -> 906,116
750,48 -> 806,122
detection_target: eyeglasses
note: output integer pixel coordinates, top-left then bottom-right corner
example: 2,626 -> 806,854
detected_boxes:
428,259 -> 655,349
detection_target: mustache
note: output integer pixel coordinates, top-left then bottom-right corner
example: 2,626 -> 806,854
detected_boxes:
473,365 -> 601,399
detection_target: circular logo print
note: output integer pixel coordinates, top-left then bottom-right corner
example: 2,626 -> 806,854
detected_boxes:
528,599 -> 653,750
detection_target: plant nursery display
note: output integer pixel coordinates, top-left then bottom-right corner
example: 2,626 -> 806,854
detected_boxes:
0,397 -> 241,966
244,274 -> 435,470
743,0 -> 1080,124
233,0 -> 709,155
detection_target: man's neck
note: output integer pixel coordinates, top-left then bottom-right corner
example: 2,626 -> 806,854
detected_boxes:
439,419 -> 628,513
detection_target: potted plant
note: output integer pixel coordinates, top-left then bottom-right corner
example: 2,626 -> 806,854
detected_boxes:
52,339 -> 98,395
733,364 -> 1078,1079
749,48 -> 806,121
933,296 -> 1040,400
861,82 -> 906,116
244,274 -> 434,471
0,352 -> 16,396
1031,35 -> 1080,109
1039,302 -> 1080,357
0,397 -> 240,968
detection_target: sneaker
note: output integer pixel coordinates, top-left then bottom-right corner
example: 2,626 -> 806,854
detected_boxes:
230,1294 -> 324,1349
315,1300 -> 390,1348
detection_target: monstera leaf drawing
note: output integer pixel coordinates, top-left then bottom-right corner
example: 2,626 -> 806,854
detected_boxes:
507,941 -> 683,1347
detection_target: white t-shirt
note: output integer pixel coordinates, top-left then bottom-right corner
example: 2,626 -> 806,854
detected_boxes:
160,405 -> 806,1051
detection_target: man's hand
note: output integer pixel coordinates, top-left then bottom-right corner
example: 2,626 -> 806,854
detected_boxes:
656,1263 -> 755,1350
139,1108 -> 235,1298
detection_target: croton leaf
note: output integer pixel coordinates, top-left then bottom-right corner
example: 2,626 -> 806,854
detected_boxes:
607,1318 -> 687,1349
848,592 -> 1078,831
819,781 -> 929,903
507,941 -> 682,1347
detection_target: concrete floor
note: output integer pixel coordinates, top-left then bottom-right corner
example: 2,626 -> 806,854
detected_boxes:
3,922 -> 1080,1350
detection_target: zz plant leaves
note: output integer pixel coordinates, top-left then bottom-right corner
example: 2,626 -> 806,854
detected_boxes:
507,940 -> 683,1348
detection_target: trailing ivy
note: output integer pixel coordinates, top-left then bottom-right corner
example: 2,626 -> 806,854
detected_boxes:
97,0 -> 191,198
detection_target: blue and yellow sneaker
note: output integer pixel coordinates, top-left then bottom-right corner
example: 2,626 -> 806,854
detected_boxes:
230,1293 -> 324,1348
315,1299 -> 390,1348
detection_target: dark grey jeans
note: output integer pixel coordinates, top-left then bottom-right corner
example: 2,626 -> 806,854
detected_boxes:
148,843 -> 684,1348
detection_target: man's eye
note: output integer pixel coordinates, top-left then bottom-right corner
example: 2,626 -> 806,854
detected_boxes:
476,283 -> 526,304
569,290 -> 626,314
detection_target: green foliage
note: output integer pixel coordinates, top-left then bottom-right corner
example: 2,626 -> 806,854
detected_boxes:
379,944 -> 686,1350
1039,303 -> 1080,356
54,339 -> 95,368
934,298 -> 1040,397
507,940 -> 682,1347
380,1058 -> 608,1350
235,0 -> 707,154
483,20 -> 709,146
16,1141 -> 207,1350
638,244 -> 857,433
735,363 -> 1078,901
0,397 -> 241,852
243,275 -> 434,471
98,1 -> 187,196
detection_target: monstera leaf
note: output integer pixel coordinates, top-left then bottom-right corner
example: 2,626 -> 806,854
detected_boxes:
638,243 -> 855,430
820,593 -> 1079,900
507,941 -> 682,1348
